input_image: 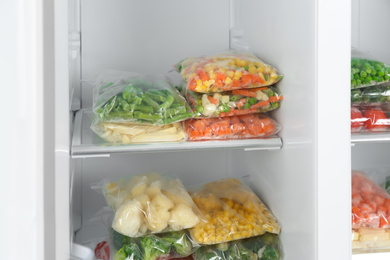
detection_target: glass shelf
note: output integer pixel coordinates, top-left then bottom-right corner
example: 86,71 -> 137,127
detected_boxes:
71,110 -> 283,158
352,132 -> 390,144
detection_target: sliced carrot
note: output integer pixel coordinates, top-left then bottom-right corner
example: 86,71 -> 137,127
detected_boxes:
208,96 -> 219,105
232,89 -> 257,97
236,98 -> 247,109
250,100 -> 270,109
269,96 -> 283,102
196,68 -> 209,81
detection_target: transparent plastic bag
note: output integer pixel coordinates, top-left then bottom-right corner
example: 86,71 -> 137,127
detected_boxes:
352,171 -> 390,251
185,86 -> 282,118
188,178 -> 281,245
90,116 -> 187,144
192,233 -> 283,260
93,70 -> 194,125
93,172 -> 206,237
175,52 -> 283,93
350,106 -> 389,133
351,48 -> 390,89
185,114 -> 281,141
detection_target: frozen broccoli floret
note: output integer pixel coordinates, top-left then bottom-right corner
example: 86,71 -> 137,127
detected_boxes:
140,235 -> 171,260
225,243 -> 257,260
161,230 -> 192,256
258,246 -> 279,260
114,243 -> 142,260
194,246 -> 224,260
111,228 -> 132,251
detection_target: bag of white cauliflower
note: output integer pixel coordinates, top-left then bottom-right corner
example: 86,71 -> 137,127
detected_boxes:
96,172 -> 206,237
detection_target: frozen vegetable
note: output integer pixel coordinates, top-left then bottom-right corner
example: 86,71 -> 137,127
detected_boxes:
192,233 -> 282,260
362,86 -> 390,104
111,228 -> 198,260
100,173 -> 204,237
185,86 -> 282,118
91,119 -> 187,144
93,71 -> 193,125
351,89 -> 363,104
185,114 -> 281,141
351,57 -> 390,89
363,108 -> 388,131
188,178 -> 281,245
176,52 -> 283,93
351,107 -> 366,133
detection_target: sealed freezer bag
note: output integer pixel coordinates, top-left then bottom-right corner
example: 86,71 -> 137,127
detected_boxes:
361,85 -> 390,105
175,52 -> 283,93
350,106 -> 389,133
93,71 -> 194,125
352,171 -> 390,251
185,114 -> 281,141
185,86 -> 283,118
188,178 -> 281,245
351,49 -> 390,89
90,115 -> 186,144
110,228 -> 198,260
193,233 -> 283,260
96,172 -> 205,237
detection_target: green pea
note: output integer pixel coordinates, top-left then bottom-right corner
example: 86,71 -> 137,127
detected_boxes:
360,71 -> 367,78
243,102 -> 250,109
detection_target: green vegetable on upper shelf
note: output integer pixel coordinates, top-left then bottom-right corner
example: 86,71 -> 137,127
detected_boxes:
93,73 -> 194,125
351,57 -> 390,89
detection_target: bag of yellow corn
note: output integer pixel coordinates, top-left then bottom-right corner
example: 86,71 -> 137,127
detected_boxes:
175,52 -> 283,93
188,178 -> 281,245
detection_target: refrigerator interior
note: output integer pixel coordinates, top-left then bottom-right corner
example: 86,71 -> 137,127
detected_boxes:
60,0 -> 351,259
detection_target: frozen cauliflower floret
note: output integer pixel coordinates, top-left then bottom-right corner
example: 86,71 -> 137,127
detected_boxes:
145,185 -> 162,199
162,190 -> 191,206
145,206 -> 171,232
112,200 -> 143,237
151,193 -> 174,211
169,203 -> 200,230
131,182 -> 148,198
135,194 -> 150,212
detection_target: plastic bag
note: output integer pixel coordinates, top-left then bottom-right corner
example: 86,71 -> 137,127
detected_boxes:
95,172 -> 206,237
175,52 -> 283,93
93,70 -> 194,125
350,106 -> 389,133
90,117 -> 187,144
185,86 -> 282,118
192,233 -> 283,260
185,114 -> 281,141
352,171 -> 390,251
351,49 -> 390,89
110,228 -> 198,260
188,178 -> 281,245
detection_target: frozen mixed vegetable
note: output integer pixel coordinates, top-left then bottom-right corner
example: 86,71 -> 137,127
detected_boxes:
176,52 -> 283,93
188,178 -> 281,245
351,57 -> 390,89
91,119 -> 186,144
351,107 -> 389,133
101,173 -> 204,237
185,114 -> 281,141
352,171 -> 390,250
93,72 -> 193,125
193,233 -> 282,260
185,86 -> 282,118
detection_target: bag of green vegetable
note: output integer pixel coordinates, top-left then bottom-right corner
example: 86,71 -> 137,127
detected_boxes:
184,85 -> 283,118
175,52 -> 283,93
90,115 -> 187,144
192,233 -> 283,260
93,172 -> 206,238
111,228 -> 199,260
93,70 -> 194,125
351,48 -> 390,89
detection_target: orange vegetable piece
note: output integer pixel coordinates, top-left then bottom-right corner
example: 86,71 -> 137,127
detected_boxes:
196,68 -> 209,81
208,96 -> 219,105
236,98 -> 247,109
232,89 -> 257,97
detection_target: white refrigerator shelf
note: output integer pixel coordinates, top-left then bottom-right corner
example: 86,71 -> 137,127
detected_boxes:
352,132 -> 390,144
71,110 -> 283,158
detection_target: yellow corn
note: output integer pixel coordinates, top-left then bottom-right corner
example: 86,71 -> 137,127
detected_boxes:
224,77 -> 232,85
203,80 -> 211,87
257,66 -> 265,73
226,70 -> 235,78
248,66 -> 257,74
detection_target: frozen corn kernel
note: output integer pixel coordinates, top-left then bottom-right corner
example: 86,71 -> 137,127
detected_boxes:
248,66 -> 257,74
226,70 -> 235,78
234,70 -> 243,78
203,80 -> 211,87
257,66 -> 265,73
224,77 -> 232,85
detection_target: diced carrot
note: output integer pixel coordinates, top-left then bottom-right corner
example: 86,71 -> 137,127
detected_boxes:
232,79 -> 240,88
208,96 -> 219,105
230,116 -> 241,124
352,206 -> 360,214
215,72 -> 226,82
188,79 -> 197,91
214,79 -> 223,88
251,74 -> 265,84
241,74 -> 252,87
236,98 -> 247,109
193,120 -> 208,131
196,68 -> 209,81
250,100 -> 270,109
269,96 -> 283,102
203,127 -> 213,137
246,124 -> 264,136
264,122 -> 276,136
232,89 -> 257,97
379,215 -> 389,228
231,122 -> 245,135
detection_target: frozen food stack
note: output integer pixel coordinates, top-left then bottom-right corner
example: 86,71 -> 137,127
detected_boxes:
90,71 -> 194,144
175,52 -> 283,140
351,171 -> 390,251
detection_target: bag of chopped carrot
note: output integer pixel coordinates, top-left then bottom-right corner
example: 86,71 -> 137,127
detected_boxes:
187,178 -> 281,245
352,170 -> 390,252
175,52 -> 283,93
185,114 -> 281,141
184,85 -> 283,118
